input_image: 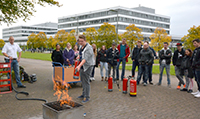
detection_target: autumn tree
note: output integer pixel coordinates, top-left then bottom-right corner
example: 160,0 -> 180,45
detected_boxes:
181,25 -> 200,51
34,32 -> 47,49
47,36 -> 57,50
83,27 -> 98,45
27,33 -> 36,49
122,24 -> 143,50
0,39 -> 5,48
97,22 -> 118,49
54,30 -> 68,49
150,27 -> 171,51
0,0 -> 61,24
67,30 -> 77,48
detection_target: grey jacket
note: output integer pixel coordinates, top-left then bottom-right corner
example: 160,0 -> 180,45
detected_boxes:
81,43 -> 95,72
138,48 -> 154,65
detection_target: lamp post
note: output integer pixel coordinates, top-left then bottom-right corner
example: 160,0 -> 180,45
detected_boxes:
108,9 -> 119,43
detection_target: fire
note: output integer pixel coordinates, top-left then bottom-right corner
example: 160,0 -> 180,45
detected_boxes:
52,76 -> 74,107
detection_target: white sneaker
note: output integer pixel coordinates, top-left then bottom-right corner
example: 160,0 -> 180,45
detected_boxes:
191,90 -> 199,95
92,78 -> 95,81
194,92 -> 200,98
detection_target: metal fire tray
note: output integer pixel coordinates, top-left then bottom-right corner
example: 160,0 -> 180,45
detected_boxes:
43,100 -> 84,119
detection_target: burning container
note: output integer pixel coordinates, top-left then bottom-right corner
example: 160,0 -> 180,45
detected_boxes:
43,100 -> 84,119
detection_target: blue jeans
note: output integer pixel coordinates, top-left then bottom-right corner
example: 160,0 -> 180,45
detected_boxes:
116,58 -> 126,80
132,60 -> 139,77
143,64 -> 153,83
5,59 -> 22,86
100,62 -> 108,78
194,70 -> 200,91
137,64 -> 148,84
90,66 -> 95,78
159,64 -> 170,85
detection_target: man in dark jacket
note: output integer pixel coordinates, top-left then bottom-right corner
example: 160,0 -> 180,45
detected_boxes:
191,39 -> 200,98
172,43 -> 186,89
131,40 -> 142,78
137,43 -> 154,86
116,38 -> 130,81
157,42 -> 172,87
107,42 -> 119,81
143,41 -> 158,85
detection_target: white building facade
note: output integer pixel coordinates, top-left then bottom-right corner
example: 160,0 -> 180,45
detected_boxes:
58,6 -> 171,42
2,22 -> 57,45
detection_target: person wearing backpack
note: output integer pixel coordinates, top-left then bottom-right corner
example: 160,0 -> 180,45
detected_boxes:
51,44 -> 64,66
172,43 -> 186,89
180,49 -> 193,92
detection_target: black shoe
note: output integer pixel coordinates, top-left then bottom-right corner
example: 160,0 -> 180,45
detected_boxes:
149,82 -> 153,85
157,83 -> 161,86
180,88 -> 187,91
187,89 -> 193,93
17,85 -> 26,88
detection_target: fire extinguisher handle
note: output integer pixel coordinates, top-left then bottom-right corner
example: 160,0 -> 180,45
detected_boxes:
75,69 -> 78,74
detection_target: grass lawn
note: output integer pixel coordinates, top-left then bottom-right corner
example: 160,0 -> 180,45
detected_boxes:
119,65 -> 175,75
0,51 -> 52,61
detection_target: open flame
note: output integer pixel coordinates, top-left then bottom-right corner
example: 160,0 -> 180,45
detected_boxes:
52,76 -> 74,107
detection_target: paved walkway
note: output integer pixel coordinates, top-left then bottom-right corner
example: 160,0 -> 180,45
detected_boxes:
0,56 -> 199,119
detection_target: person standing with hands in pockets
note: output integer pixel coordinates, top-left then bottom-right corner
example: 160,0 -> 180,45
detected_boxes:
76,35 -> 94,103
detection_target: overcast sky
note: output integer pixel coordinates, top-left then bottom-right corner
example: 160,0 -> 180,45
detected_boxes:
0,0 -> 200,39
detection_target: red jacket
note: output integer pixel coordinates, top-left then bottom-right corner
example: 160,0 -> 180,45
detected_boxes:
117,43 -> 130,62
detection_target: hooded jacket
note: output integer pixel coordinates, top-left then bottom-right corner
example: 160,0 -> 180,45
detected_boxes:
131,45 -> 143,61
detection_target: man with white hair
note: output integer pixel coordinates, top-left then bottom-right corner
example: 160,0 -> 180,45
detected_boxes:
2,36 -> 26,88
137,43 -> 154,86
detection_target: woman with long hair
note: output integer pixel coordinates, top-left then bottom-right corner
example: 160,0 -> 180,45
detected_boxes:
98,45 -> 108,81
90,44 -> 97,81
181,49 -> 194,93
63,43 -> 75,66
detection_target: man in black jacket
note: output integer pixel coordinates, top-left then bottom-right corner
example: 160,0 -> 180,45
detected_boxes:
172,43 -> 186,89
131,40 -> 142,78
191,39 -> 200,98
137,43 -> 154,86
157,42 -> 172,87
107,42 -> 119,81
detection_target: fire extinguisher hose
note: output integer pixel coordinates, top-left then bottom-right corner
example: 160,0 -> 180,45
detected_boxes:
11,82 -> 48,103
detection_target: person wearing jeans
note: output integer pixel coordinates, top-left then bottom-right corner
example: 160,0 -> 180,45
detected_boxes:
98,45 -> 108,81
172,43 -> 186,89
137,43 -> 154,86
116,38 -> 130,81
131,40 -> 142,78
2,36 -> 26,88
157,42 -> 172,87
191,39 -> 200,98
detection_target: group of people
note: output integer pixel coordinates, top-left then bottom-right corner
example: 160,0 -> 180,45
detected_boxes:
2,35 -> 200,105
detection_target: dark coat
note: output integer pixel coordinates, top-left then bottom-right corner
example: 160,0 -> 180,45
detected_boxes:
159,48 -> 172,65
51,50 -> 64,65
131,45 -> 142,61
182,55 -> 194,78
63,49 -> 75,65
138,48 -> 154,65
97,49 -> 107,63
106,48 -> 119,66
192,47 -> 200,69
172,48 -> 185,66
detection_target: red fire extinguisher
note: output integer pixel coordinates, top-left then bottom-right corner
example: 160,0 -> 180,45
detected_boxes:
108,76 -> 113,92
122,77 -> 128,94
129,78 -> 137,97
73,60 -> 80,79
